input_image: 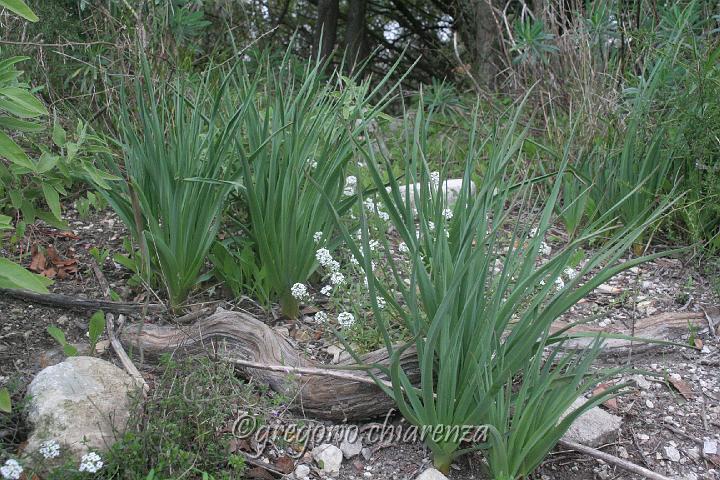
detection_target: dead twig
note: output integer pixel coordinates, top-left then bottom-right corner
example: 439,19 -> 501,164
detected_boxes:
90,259 -> 149,394
225,358 -> 393,390
0,288 -> 165,315
558,439 -> 673,480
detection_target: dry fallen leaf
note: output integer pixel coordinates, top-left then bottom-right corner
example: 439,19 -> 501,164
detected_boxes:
592,383 -> 619,411
274,455 -> 295,474
29,245 -> 46,273
247,467 -> 275,479
694,338 -> 703,350
669,377 -> 694,400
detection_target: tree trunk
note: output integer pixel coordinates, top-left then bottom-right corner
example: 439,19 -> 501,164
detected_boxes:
344,0 -> 369,74
454,0 -> 501,87
313,0 -> 340,63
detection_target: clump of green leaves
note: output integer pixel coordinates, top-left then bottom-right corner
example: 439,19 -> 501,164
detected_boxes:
94,59 -> 252,310
46,310 -> 105,357
334,99 -> 674,475
227,54 -> 401,318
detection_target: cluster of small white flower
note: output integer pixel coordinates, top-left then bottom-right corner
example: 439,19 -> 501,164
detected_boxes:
343,175 -> 357,196
430,171 -> 440,189
368,239 -> 380,251
364,198 -> 391,222
316,248 -> 340,272
337,312 -> 355,327
554,277 -> 565,290
320,284 -> 333,296
314,311 -> 328,323
442,208 -> 453,220
39,440 -> 61,459
376,296 -> 387,309
0,459 -> 22,480
313,231 -> 324,244
398,242 -> 410,254
78,452 -> 103,473
330,271 -> 345,285
291,282 -> 310,301
563,267 -> 578,279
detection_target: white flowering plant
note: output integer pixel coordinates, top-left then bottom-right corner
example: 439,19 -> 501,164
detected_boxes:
326,98 -> 678,476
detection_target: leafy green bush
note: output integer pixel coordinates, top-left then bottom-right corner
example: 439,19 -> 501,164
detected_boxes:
332,101 -> 674,474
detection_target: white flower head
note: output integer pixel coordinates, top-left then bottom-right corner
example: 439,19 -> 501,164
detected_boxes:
349,255 -> 359,266
79,452 -> 103,473
430,171 -> 440,189
428,221 -> 436,232
328,260 -> 341,272
316,248 -> 334,268
363,198 -> 376,211
320,284 -> 333,296
377,210 -> 390,222
313,231 -> 324,244
442,208 -> 453,220
337,312 -> 355,327
290,283 -> 309,301
563,267 -> 578,280
39,439 -> 61,459
343,175 -> 357,196
315,311 -> 328,323
539,241 -> 552,256
0,459 -> 22,480
398,242 -> 410,254
330,272 -> 345,285
376,296 -> 387,309
369,239 -> 380,251
554,277 -> 565,291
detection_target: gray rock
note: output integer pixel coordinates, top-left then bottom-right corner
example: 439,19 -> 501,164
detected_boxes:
340,436 -> 363,459
392,179 -> 477,212
664,444 -> 682,462
561,397 -> 622,447
703,439 -> 718,456
294,464 -> 311,479
312,443 -> 343,475
415,468 -> 448,480
26,356 -> 139,459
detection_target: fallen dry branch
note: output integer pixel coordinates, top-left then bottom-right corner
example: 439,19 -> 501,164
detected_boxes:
552,311 -> 708,353
120,308 -> 418,422
0,288 -> 165,315
89,259 -> 149,394
120,309 -> 706,421
558,440 -> 672,480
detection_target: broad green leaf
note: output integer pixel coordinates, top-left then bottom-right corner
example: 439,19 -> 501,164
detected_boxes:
0,116 -> 44,132
63,344 -> 78,356
0,130 -> 34,170
0,0 -> 39,22
42,184 -> 61,220
88,310 -> 106,345
52,121 -> 67,147
0,388 -> 10,413
0,257 -> 52,292
47,325 -> 68,346
0,214 -> 11,230
36,151 -> 59,173
0,87 -> 48,117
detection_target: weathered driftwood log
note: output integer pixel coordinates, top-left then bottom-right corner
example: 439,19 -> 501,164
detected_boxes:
120,309 -> 419,422
120,309 -> 708,422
